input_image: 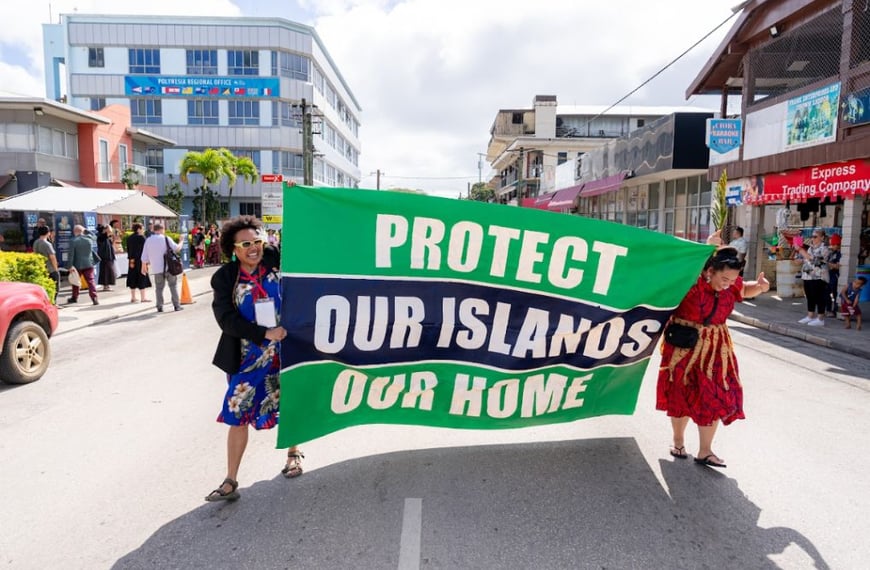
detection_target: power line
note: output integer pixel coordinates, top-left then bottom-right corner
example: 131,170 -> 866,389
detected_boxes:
361,174 -> 480,180
578,8 -> 742,129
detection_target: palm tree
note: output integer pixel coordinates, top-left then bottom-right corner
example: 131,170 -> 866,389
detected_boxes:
219,148 -> 259,212
179,149 -> 228,224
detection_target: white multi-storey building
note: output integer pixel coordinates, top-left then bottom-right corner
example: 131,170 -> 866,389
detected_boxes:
43,14 -> 362,218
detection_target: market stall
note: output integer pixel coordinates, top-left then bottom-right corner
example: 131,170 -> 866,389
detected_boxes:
0,186 -> 178,276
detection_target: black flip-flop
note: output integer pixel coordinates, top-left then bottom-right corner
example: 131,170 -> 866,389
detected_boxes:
670,446 -> 688,459
694,454 -> 727,468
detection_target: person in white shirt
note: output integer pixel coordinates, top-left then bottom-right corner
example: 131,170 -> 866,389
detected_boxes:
140,222 -> 183,312
729,226 -> 749,275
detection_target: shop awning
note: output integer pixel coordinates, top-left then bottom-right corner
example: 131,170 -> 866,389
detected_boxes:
528,192 -> 555,209
0,186 -> 178,217
580,173 -> 627,197
547,184 -> 584,211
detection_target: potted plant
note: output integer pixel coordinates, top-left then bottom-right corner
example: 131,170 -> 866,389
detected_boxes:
121,166 -> 142,189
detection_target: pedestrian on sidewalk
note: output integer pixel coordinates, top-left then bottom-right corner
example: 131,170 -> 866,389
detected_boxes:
67,225 -> 99,306
795,230 -> 830,327
657,233 -> 771,469
140,222 -> 183,313
125,223 -> 152,303
826,234 -> 842,317
840,276 -> 866,330
96,224 -> 116,292
33,225 -> 59,303
205,215 -> 301,503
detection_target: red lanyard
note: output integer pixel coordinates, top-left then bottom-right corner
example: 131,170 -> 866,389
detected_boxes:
239,266 -> 268,298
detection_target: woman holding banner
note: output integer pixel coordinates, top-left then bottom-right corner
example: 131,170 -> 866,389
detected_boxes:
205,215 -> 303,502
657,237 -> 770,469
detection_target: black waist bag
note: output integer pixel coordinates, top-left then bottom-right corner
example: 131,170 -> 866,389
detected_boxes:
664,292 -> 719,349
664,323 -> 699,348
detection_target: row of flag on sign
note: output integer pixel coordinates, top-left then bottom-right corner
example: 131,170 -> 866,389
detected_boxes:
129,85 -> 273,96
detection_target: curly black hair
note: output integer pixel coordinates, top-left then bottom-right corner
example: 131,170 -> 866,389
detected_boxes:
220,215 -> 262,259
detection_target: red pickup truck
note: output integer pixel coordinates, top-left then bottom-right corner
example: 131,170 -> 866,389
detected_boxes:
0,282 -> 59,385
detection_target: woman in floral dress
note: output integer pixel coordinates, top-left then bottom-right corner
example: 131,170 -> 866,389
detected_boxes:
205,215 -> 303,502
657,243 -> 770,468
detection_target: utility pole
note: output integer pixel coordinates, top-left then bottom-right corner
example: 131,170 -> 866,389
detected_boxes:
376,169 -> 382,190
301,98 -> 314,185
517,147 -> 525,202
477,153 -> 487,184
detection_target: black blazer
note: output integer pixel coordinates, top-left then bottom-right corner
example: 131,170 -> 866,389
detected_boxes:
210,246 -> 281,374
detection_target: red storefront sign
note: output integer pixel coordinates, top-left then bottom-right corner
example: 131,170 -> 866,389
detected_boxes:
261,173 -> 284,183
751,159 -> 870,204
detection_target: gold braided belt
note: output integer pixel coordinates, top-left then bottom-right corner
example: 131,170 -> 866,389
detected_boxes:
662,319 -> 739,389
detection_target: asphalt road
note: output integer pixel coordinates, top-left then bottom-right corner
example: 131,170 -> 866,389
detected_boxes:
1,299 -> 868,569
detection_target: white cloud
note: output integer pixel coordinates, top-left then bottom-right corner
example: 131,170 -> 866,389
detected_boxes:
0,0 -> 242,95
308,0 -> 740,197
0,0 -> 742,199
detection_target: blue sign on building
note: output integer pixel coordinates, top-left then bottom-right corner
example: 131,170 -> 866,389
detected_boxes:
842,88 -> 870,127
124,76 -> 281,98
706,119 -> 743,154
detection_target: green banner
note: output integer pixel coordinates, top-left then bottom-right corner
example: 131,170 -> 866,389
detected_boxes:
278,186 -> 712,446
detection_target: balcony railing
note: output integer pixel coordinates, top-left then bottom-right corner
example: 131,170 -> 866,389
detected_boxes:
95,162 -> 158,187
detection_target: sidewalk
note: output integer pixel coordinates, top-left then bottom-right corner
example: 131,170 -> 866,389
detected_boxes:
53,267 -> 870,360
730,291 -> 870,359
54,266 -> 219,336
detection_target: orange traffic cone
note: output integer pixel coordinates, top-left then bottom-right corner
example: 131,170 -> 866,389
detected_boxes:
180,272 -> 194,305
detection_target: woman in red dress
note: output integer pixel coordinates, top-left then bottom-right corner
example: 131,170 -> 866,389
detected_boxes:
657,243 -> 770,468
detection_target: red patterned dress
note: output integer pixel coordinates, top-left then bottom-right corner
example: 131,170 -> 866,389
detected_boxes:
656,275 -> 745,426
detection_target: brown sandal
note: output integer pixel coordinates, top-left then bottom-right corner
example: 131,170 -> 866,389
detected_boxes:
281,450 -> 304,478
205,477 -> 240,501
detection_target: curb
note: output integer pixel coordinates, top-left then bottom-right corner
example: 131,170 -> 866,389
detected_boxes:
53,289 -> 212,337
729,313 -> 870,360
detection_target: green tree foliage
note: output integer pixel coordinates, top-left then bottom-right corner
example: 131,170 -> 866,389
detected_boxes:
219,148 -> 259,206
160,174 -> 184,214
179,148 -> 230,224
468,182 -> 495,202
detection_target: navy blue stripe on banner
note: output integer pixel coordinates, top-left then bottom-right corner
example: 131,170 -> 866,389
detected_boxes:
280,276 -> 669,371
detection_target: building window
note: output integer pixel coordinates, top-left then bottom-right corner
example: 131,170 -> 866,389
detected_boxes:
119,144 -> 128,174
511,112 -> 523,124
228,50 -> 259,75
557,152 -> 567,165
232,149 -> 261,171
128,49 -> 161,74
186,49 -> 218,75
145,148 -> 164,173
0,123 -> 35,152
239,202 -> 262,217
276,51 -> 310,81
279,101 -> 301,127
228,100 -> 260,125
187,99 -> 219,125
280,152 -> 304,178
88,47 -> 104,68
130,99 -> 162,125
637,119 -> 645,128
90,97 -> 106,111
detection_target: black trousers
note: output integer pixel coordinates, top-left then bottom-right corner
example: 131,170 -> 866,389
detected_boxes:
803,279 -> 828,314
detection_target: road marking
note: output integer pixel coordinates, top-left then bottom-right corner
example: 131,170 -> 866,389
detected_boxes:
398,498 -> 422,570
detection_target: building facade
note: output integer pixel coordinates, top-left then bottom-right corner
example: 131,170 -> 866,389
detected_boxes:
688,0 -> 870,289
485,95 -> 711,209
42,14 -> 362,219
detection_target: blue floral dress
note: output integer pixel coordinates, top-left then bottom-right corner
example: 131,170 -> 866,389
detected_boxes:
216,265 -> 282,430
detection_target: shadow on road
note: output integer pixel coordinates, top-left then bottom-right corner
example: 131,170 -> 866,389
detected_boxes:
112,438 -> 828,569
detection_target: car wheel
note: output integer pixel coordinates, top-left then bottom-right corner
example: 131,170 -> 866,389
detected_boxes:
0,321 -> 51,385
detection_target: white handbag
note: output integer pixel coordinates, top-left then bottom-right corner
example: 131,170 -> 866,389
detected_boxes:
68,267 -> 80,285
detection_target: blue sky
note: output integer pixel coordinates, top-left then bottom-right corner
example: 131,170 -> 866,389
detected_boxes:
2,0 -> 741,198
